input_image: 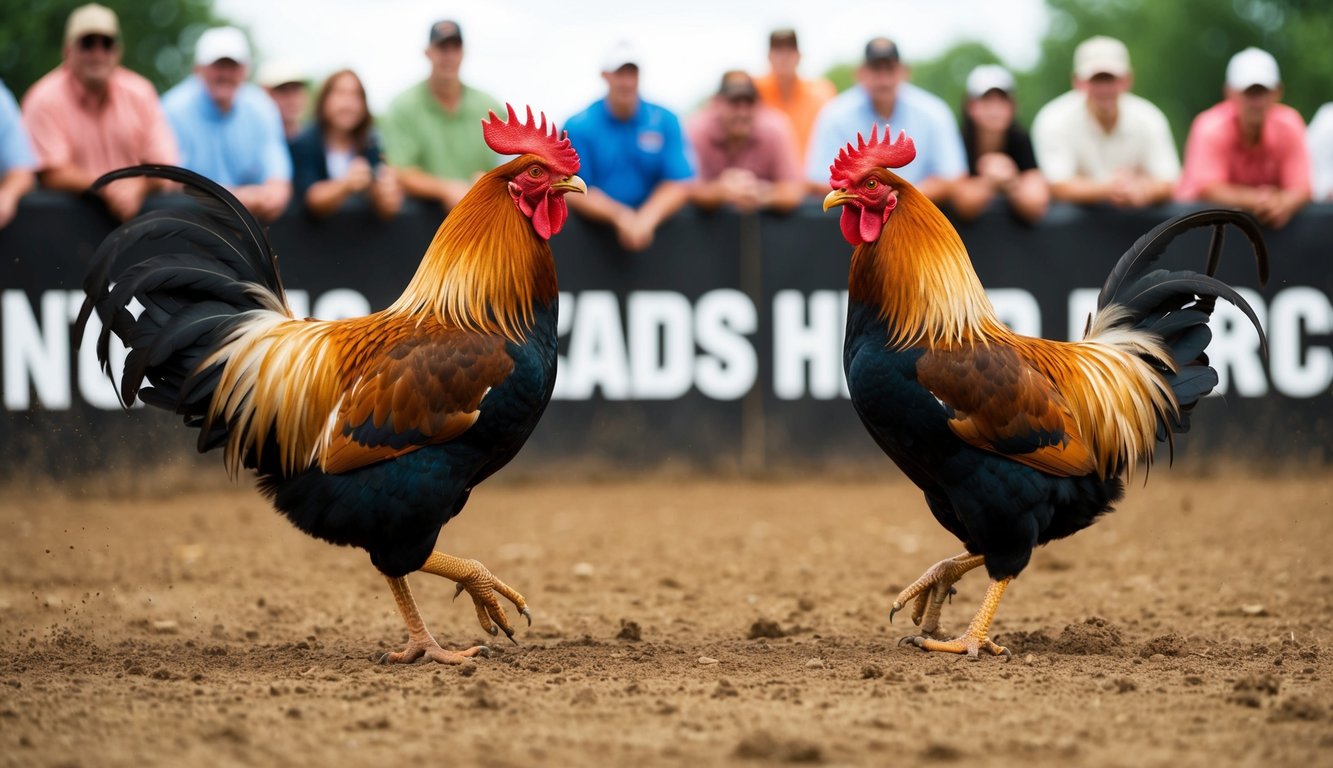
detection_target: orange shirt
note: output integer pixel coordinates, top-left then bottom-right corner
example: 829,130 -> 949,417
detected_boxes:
753,72 -> 836,160
21,65 -> 178,178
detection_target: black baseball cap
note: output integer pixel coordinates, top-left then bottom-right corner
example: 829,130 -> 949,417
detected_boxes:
864,37 -> 900,66
429,20 -> 462,46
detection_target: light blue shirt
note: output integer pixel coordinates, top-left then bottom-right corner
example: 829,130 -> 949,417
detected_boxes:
0,79 -> 36,173
564,98 -> 695,208
805,82 -> 966,187
162,75 -> 291,186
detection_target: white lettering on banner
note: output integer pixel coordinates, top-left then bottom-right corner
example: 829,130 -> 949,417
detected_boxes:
695,290 -> 757,400
773,290 -> 846,400
1067,288 -> 1101,341
1209,288 -> 1268,397
3,290 -> 70,409
558,291 -> 630,399
1269,287 -> 1332,397
555,289 -> 760,401
987,289 -> 1042,338
627,292 -> 694,398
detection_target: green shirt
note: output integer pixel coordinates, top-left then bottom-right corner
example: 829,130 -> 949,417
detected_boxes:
381,81 -> 503,180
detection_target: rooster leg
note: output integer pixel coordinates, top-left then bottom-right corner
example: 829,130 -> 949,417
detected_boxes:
380,575 -> 490,665
900,577 -> 1013,661
889,552 -> 985,636
420,551 -> 531,644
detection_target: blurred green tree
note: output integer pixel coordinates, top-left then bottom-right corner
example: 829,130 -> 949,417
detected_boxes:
0,0 -> 223,98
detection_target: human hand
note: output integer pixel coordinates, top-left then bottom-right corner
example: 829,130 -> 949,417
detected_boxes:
100,176 -> 149,221
718,168 -> 763,212
614,209 -> 655,251
976,153 -> 1018,187
344,157 -> 372,192
0,190 -> 18,229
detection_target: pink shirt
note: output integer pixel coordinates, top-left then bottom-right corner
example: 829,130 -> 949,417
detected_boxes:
21,65 -> 178,177
1176,100 -> 1310,200
686,103 -> 802,184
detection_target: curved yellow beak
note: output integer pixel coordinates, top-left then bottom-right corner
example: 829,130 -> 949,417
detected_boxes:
823,189 -> 856,211
552,175 -> 588,195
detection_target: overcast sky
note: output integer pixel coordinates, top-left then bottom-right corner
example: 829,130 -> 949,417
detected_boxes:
215,0 -> 1051,120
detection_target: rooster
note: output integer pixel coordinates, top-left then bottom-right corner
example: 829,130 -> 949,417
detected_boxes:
821,126 -> 1267,659
75,105 -> 586,665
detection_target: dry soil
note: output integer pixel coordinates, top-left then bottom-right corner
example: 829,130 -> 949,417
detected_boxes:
1,474 -> 1330,767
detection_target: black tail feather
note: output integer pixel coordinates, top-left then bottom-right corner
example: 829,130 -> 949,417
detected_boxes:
1094,208 -> 1269,447
74,165 -> 291,443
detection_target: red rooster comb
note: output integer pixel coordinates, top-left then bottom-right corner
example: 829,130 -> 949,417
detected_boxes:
482,104 -> 580,177
828,124 -> 916,187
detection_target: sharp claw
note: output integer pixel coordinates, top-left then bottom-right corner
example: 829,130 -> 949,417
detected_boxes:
453,583 -> 465,601
897,635 -> 916,647
521,607 -> 532,626
889,602 -> 902,624
487,625 -> 498,636
503,627 -> 517,645
947,586 -> 957,604
378,652 -> 391,665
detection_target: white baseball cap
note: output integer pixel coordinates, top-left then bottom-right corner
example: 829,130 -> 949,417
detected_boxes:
195,26 -> 251,67
1226,47 -> 1280,91
1073,36 -> 1130,80
966,64 -> 1015,98
602,41 -> 639,73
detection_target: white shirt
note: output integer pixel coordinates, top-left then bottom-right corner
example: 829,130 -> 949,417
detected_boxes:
1308,102 -> 1333,201
1032,89 -> 1180,184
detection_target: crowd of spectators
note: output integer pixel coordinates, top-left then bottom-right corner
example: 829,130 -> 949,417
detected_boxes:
2,4 -> 1330,246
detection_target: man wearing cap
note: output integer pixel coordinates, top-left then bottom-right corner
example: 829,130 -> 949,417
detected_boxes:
1176,48 -> 1310,229
380,20 -> 503,211
754,28 -> 835,163
563,42 -> 695,252
162,26 -> 292,222
952,64 -> 1048,224
805,37 -> 966,203
687,70 -> 804,213
259,59 -> 309,140
1031,35 -> 1179,208
20,3 -> 178,221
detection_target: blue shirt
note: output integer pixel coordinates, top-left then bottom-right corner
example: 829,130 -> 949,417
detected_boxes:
805,82 -> 966,187
162,75 -> 291,186
563,98 -> 694,208
0,79 -> 36,173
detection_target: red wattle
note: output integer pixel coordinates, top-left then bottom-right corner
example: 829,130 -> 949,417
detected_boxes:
839,205 -> 863,245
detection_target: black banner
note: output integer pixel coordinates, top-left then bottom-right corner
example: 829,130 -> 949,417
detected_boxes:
1,191 -> 1328,481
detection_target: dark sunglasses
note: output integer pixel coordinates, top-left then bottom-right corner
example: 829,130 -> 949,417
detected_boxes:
78,34 -> 117,52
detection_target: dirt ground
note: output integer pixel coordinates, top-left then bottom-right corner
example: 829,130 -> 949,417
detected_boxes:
1,472 -> 1329,768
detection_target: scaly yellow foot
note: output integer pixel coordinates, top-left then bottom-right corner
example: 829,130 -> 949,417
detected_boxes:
380,575 -> 491,665
421,551 -> 531,644
899,577 -> 1012,662
889,552 -> 985,636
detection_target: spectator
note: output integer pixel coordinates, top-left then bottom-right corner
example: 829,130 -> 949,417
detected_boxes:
951,64 -> 1048,224
753,28 -> 835,163
162,26 -> 291,222
563,41 -> 695,252
1176,48 -> 1310,229
380,20 -> 502,211
1310,102 -> 1333,202
687,70 -> 804,213
259,58 -> 310,139
20,3 -> 178,221
0,79 -> 36,229
289,69 -> 402,219
1031,36 -> 1179,208
805,37 -> 966,203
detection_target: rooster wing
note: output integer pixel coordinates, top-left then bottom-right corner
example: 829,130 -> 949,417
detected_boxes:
915,345 -> 1097,477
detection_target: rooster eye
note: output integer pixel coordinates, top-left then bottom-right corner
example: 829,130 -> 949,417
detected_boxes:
527,166 -> 544,179
864,179 -> 878,190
